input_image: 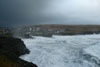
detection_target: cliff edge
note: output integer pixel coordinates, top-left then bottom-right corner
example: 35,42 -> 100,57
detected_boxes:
0,37 -> 37,67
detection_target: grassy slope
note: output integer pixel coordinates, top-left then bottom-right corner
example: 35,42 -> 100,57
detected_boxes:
28,25 -> 100,35
0,55 -> 21,67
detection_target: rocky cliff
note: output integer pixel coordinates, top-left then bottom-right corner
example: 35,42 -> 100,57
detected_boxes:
0,37 -> 37,67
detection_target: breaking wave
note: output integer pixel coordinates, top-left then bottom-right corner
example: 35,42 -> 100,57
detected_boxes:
20,34 -> 100,67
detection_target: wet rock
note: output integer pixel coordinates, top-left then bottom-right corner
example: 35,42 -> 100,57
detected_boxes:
0,37 -> 38,67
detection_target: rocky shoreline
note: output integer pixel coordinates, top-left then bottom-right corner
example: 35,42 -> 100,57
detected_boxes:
0,36 -> 37,67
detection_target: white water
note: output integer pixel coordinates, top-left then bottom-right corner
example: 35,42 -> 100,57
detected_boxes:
20,34 -> 100,67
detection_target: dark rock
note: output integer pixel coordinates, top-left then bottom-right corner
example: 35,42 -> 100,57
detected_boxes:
0,37 -> 30,57
23,34 -> 33,38
0,37 -> 38,67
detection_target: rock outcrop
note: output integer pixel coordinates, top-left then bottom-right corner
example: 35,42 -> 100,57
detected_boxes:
0,37 -> 37,67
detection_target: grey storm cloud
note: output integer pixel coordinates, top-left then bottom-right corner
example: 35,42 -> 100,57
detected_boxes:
0,0 -> 100,27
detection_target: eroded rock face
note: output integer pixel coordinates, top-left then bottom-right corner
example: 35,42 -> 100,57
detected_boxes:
0,37 -> 30,57
0,37 -> 38,67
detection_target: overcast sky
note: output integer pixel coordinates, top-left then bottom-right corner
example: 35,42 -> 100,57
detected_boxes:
0,0 -> 100,27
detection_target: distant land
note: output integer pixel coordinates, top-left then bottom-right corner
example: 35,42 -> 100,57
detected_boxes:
12,24 -> 100,38
1,24 -> 100,38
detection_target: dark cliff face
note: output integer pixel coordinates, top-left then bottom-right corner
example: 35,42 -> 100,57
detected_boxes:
0,37 -> 37,67
0,37 -> 30,57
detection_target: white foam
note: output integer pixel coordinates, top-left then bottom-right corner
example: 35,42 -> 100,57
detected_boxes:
20,34 -> 100,67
